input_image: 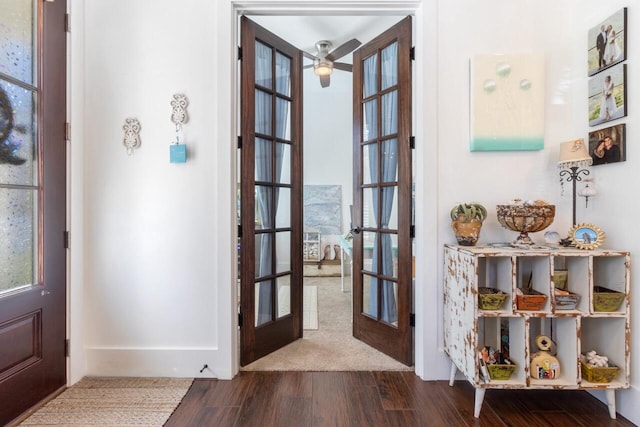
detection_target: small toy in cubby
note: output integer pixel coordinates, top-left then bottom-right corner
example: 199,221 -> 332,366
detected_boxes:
530,335 -> 560,379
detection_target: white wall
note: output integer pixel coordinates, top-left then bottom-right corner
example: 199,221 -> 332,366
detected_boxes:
70,0 -> 638,423
79,0 -> 235,379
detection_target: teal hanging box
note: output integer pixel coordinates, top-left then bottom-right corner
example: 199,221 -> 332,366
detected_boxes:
170,144 -> 187,163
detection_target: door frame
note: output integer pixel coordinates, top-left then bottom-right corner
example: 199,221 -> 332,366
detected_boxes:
226,1 -> 439,378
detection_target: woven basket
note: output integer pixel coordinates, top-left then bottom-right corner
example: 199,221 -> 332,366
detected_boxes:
478,287 -> 508,310
581,362 -> 620,383
593,286 -> 624,312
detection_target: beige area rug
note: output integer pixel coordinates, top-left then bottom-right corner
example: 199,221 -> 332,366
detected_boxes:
243,276 -> 413,371
19,377 -> 193,426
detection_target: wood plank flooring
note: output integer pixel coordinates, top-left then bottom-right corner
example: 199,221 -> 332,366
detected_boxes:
165,371 -> 636,426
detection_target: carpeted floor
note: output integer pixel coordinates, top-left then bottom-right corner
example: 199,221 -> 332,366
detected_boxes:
19,377 -> 193,426
242,276 -> 413,371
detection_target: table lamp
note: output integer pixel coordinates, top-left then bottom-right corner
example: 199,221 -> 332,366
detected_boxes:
558,139 -> 592,225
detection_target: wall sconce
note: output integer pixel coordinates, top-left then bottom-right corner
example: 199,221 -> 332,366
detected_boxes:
558,139 -> 592,225
578,178 -> 597,208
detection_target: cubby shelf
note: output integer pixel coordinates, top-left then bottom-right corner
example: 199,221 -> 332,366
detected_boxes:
444,244 -> 630,419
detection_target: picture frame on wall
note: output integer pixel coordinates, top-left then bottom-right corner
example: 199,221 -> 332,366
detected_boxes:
588,123 -> 625,166
588,63 -> 626,127
588,7 -> 627,76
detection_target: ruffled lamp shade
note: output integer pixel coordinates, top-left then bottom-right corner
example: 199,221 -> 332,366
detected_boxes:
558,139 -> 593,169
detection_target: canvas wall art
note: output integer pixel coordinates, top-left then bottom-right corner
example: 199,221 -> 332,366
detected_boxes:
303,185 -> 342,235
470,54 -> 545,151
588,123 -> 625,165
588,7 -> 627,76
588,63 -> 626,127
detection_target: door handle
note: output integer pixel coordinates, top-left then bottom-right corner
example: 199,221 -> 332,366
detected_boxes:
350,226 -> 361,235
41,290 -> 51,296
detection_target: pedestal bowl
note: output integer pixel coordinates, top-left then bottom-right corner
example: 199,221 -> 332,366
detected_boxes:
496,204 -> 555,245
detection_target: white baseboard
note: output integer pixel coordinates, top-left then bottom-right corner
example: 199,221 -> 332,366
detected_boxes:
85,347 -> 234,379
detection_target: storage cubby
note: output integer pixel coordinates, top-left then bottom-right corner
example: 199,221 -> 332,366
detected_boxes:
478,316 -> 526,385
551,255 -> 589,314
477,256 -> 513,314
444,245 -> 630,419
515,256 -> 551,313
580,317 -> 628,388
528,317 -> 578,387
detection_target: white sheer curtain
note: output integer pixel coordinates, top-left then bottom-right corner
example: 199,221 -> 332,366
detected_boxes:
255,42 -> 289,326
364,43 -> 398,323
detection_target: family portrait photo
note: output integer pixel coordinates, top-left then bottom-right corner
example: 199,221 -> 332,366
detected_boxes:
589,123 -> 626,166
588,8 -> 627,76
588,63 -> 626,127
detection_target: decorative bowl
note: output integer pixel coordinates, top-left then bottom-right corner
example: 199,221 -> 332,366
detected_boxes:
496,204 -> 556,245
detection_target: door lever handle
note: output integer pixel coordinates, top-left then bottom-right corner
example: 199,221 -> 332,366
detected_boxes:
41,290 -> 51,296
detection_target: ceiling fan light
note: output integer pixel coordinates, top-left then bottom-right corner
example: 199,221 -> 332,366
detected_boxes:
314,64 -> 333,76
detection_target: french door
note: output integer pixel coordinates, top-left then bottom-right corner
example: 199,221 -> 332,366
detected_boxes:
0,0 -> 67,424
239,17 -> 303,366
352,17 -> 413,365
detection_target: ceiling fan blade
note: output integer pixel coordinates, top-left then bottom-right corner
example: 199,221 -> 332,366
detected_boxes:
326,38 -> 361,62
303,64 -> 314,69
319,74 -> 330,88
303,51 -> 317,61
332,62 -> 352,72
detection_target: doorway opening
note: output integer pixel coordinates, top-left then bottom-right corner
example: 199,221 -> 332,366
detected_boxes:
237,11 -> 416,371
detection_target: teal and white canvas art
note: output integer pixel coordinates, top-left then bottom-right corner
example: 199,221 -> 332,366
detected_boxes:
470,54 -> 545,151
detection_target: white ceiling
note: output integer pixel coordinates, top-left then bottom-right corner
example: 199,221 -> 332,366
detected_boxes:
248,15 -> 405,62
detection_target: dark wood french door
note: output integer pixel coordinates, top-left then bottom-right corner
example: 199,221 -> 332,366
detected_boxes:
0,0 -> 67,424
239,17 -> 303,366
352,17 -> 413,365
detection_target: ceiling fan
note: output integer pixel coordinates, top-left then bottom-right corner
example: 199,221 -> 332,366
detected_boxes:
303,39 -> 361,88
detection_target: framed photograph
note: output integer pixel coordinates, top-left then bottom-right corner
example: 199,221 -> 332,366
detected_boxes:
568,223 -> 605,250
588,63 -> 626,127
589,124 -> 625,165
588,7 -> 627,76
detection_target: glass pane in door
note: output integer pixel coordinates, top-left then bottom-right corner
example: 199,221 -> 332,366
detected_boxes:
275,231 -> 291,274
381,42 -> 398,90
255,41 -> 272,88
381,91 -> 398,136
275,52 -> 290,96
255,90 -> 272,135
255,279 -> 273,326
0,80 -> 36,186
0,0 -> 35,85
362,273 -> 377,318
254,138 -> 272,182
381,139 -> 398,182
0,188 -> 35,293
255,233 -> 273,278
276,275 -> 291,319
362,54 -> 378,97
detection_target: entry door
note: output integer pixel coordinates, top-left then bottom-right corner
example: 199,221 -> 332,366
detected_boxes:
352,17 -> 413,365
239,17 -> 303,366
0,0 -> 67,424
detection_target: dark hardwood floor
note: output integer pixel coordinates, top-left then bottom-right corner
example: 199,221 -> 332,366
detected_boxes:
165,371 -> 636,426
